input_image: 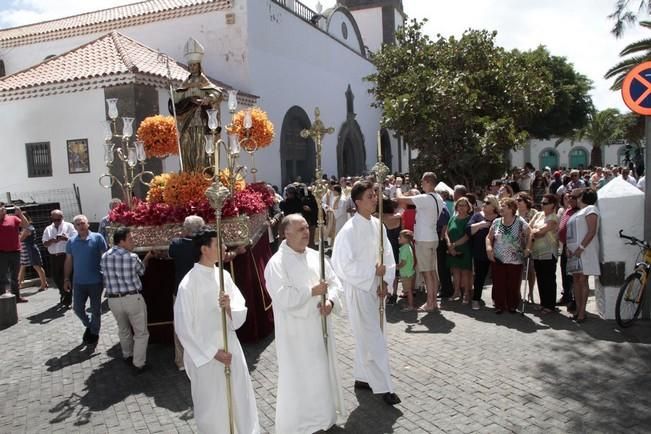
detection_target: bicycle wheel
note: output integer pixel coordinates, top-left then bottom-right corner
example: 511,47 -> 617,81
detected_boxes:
615,272 -> 646,328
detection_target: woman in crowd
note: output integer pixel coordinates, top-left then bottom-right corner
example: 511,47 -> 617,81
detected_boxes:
497,183 -> 513,199
527,194 -> 559,314
467,194 -> 499,310
515,192 -> 537,301
566,189 -> 600,323
531,171 -> 549,208
445,197 -> 473,303
382,197 -> 403,304
557,192 -> 578,309
18,212 -> 48,291
486,198 -> 530,314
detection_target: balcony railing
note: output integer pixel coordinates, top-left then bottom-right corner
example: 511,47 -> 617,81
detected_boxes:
272,0 -> 320,25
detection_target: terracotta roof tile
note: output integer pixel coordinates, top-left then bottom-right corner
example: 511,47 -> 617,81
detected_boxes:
0,0 -> 232,47
0,31 -> 257,104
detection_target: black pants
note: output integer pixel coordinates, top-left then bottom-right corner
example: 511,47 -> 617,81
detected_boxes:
437,240 -> 453,297
473,258 -> 491,301
534,257 -> 557,310
0,251 -> 20,297
49,254 -> 71,306
560,247 -> 574,302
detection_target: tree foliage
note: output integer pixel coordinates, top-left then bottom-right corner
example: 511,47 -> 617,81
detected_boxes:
366,19 -> 591,187
605,21 -> 651,89
574,108 -> 640,167
520,47 -> 594,139
609,0 -> 651,37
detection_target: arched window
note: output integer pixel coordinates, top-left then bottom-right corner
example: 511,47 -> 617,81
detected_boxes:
538,148 -> 559,170
569,147 -> 588,169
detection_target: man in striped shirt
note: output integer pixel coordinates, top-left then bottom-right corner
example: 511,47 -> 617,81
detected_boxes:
100,227 -> 154,373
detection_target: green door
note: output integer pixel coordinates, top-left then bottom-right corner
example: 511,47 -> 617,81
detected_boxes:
569,148 -> 588,169
539,149 -> 559,170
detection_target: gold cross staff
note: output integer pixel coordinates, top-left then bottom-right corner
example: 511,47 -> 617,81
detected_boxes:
300,108 -> 334,350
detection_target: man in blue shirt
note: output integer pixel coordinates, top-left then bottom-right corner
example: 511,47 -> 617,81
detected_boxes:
64,214 -> 108,344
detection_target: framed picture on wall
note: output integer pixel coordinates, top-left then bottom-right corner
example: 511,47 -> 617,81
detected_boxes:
66,138 -> 90,174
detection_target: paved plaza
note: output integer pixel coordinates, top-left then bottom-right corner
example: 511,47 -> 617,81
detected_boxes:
1,281 -> 651,434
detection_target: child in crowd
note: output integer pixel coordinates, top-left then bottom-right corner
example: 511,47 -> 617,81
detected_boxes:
397,229 -> 416,311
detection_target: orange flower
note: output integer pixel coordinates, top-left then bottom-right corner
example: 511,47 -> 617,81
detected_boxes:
146,173 -> 171,203
162,172 -> 212,207
219,168 -> 246,192
228,107 -> 274,149
137,115 -> 179,158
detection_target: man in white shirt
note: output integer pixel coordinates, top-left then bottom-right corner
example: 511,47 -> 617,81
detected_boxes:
397,172 -> 444,311
264,214 -> 346,432
331,180 -> 400,406
174,228 -> 260,434
42,209 -> 76,308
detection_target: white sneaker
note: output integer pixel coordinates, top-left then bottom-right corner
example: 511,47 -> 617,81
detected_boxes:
471,300 -> 480,310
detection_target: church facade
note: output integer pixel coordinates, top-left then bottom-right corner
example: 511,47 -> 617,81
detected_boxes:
0,0 -> 407,221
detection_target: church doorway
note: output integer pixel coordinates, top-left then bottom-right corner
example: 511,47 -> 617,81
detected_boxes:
280,106 -> 315,187
337,85 -> 366,177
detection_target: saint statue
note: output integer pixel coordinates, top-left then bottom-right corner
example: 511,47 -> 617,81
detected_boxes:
172,38 -> 224,173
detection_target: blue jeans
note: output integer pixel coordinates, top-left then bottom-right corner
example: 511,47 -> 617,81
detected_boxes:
73,283 -> 103,335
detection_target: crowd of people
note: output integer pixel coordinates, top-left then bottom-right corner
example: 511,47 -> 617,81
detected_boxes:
0,159 -> 646,433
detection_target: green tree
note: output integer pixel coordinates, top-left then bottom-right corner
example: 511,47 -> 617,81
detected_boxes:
575,108 -> 628,167
366,19 -> 554,187
610,0 -> 651,37
520,46 -> 594,139
604,21 -> 651,89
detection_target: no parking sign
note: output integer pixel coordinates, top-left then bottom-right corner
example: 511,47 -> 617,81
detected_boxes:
622,61 -> 651,115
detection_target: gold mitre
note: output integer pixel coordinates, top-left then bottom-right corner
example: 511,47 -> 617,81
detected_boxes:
184,37 -> 204,64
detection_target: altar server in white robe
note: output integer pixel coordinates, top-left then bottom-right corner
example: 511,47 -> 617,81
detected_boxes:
174,227 -> 260,434
331,180 -> 401,406
264,214 -> 346,433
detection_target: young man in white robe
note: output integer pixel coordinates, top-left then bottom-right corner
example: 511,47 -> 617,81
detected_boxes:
174,227 -> 260,434
331,180 -> 401,406
264,214 -> 346,433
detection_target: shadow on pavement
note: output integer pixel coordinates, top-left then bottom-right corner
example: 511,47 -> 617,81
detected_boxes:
532,332 -> 651,433
343,388 -> 402,433
404,311 -> 455,334
243,332 -> 275,372
26,304 -> 67,325
45,343 -> 100,372
48,343 -> 191,427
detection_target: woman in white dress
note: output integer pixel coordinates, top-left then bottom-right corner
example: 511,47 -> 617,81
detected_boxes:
565,189 -> 600,323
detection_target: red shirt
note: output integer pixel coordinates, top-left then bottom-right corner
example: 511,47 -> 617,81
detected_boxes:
0,215 -> 21,252
402,207 -> 416,232
558,208 -> 577,244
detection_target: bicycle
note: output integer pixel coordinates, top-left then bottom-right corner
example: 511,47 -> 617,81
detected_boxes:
615,230 -> 651,327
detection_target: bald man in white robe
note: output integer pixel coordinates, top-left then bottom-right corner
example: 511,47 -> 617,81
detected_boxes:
264,214 -> 346,433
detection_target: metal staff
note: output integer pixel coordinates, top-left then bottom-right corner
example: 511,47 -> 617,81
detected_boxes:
300,108 -> 334,349
372,130 -> 391,332
205,183 -> 235,434
157,51 -> 183,171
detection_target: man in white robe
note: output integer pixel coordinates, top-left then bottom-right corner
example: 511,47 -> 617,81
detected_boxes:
174,228 -> 260,434
331,180 -> 401,406
264,214 -> 346,433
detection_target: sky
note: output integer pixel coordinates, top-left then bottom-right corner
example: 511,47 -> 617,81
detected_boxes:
0,0 -> 648,112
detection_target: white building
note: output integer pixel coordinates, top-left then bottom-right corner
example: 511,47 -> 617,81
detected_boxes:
0,0 -> 408,221
510,138 -> 633,171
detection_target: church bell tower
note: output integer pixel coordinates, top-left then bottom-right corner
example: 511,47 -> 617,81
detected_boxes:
337,0 -> 405,53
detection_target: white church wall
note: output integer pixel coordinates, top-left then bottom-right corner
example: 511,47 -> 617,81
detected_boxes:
2,8 -> 251,93
326,9 -> 363,54
0,89 -> 110,222
347,7 -> 383,54
246,0 -> 383,186
510,137 -> 627,170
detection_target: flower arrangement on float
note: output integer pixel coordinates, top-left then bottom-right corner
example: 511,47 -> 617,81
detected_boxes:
106,108 -> 276,250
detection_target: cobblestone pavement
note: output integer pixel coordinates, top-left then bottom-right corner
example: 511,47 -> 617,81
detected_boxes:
1,281 -> 650,434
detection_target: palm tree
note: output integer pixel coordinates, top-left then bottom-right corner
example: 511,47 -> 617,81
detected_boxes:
610,0 -> 651,37
604,21 -> 651,90
575,109 -> 626,167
